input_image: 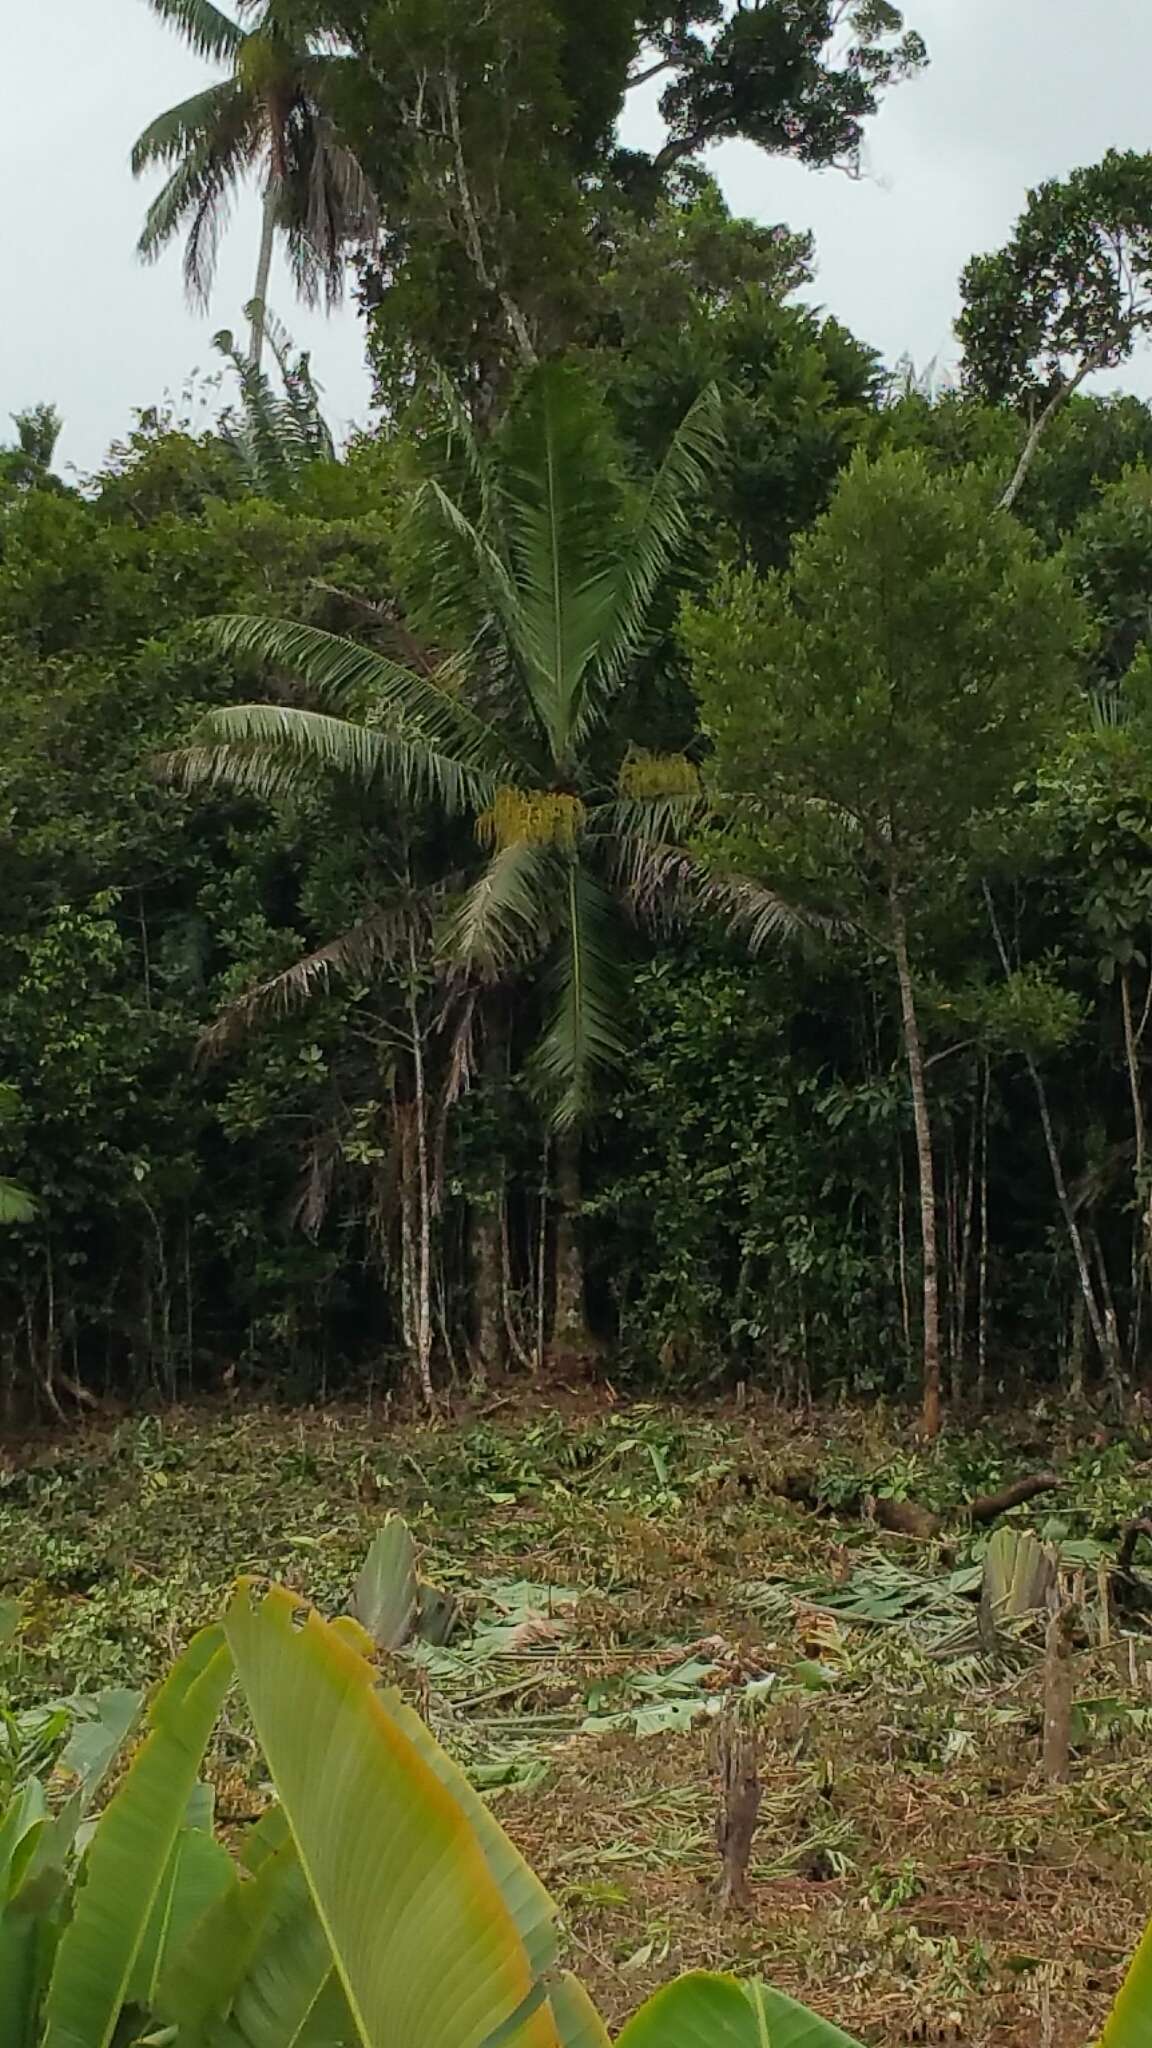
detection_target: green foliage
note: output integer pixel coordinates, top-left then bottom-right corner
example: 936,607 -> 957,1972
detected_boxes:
959,150 -> 1152,407
686,448 -> 1084,894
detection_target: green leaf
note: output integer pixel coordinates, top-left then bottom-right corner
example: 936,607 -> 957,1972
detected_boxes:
615,1974 -> 865,2048
223,1582 -> 559,2048
351,1519 -> 419,1651
127,1819 -> 234,2010
0,1901 -> 56,2048
1100,1913 -> 1152,2045
40,1624 -> 233,2048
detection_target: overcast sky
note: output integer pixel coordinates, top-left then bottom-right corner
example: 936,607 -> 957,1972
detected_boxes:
5,0 -> 1152,477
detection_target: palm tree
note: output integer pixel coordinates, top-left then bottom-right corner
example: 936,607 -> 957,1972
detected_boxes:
169,366 -> 790,1362
213,304 -> 336,497
132,0 -> 377,367
0,405 -> 64,492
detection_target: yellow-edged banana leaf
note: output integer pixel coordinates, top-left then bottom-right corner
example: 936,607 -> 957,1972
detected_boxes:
39,1623 -> 233,2048
377,1685 -> 558,1978
614,1973 -> 866,2048
1100,1914 -> 1152,2045
224,1582 -> 561,2048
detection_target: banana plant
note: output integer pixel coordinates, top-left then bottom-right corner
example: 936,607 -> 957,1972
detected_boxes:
4,1519 -> 1150,2048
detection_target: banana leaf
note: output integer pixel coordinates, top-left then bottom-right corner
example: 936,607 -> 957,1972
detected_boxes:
615,1973 -> 865,2048
224,1581 -> 560,2048
1100,1913 -> 1152,2045
39,1623 -> 233,2048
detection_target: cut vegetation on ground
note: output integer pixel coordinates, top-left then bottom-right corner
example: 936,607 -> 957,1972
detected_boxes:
6,1398 -> 1152,2046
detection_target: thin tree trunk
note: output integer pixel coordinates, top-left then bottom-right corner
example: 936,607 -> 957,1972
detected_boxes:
889,879 -> 941,1438
976,1057 -> 990,1410
551,1127 -> 591,1365
407,950 -> 435,1410
982,881 -> 1120,1390
471,1203 -> 503,1379
248,187 -> 277,369
998,355 -> 1099,513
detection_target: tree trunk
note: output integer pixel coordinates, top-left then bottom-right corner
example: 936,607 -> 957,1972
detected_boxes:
551,1127 -> 591,1366
470,1201 -> 504,1378
248,187 -> 277,370
889,880 -> 942,1438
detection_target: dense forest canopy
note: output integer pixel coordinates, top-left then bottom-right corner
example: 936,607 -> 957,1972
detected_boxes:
7,0 -> 1152,1435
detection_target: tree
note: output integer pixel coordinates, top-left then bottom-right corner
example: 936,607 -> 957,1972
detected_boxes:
685,448 -> 1085,1434
634,0 -> 926,179
338,0 -> 925,413
167,364 -> 725,1366
0,405 -> 64,494
132,0 -> 378,365
958,150 -> 1152,513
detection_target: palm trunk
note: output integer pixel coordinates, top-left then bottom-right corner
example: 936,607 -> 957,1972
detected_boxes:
889,879 -> 942,1438
551,1127 -> 591,1365
248,187 -> 277,370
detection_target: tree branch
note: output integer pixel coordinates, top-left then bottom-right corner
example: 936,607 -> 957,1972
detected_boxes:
998,352 -> 1102,514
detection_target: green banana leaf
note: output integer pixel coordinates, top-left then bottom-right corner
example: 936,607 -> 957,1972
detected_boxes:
351,1519 -> 420,1650
615,1973 -> 865,2048
0,1780 -> 46,1901
1100,1914 -> 1152,2045
546,1973 -> 612,2048
0,1901 -> 56,2048
224,1581 -> 560,2048
39,1623 -> 233,2048
209,1855 -> 351,2048
127,1818 -> 234,2009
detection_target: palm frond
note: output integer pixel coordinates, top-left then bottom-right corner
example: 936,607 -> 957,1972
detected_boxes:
535,860 -> 631,1128
574,381 -> 726,741
136,113 -> 260,300
445,841 -> 560,981
497,364 -> 627,766
130,81 -> 249,173
591,792 -> 713,867
164,703 -> 495,814
143,0 -> 243,63
201,615 -> 522,781
199,903 -> 430,1056
625,840 -> 821,950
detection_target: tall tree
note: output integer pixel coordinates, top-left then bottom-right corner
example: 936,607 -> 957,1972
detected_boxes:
0,405 -> 64,494
685,449 -> 1084,1435
334,0 -> 925,413
958,150 -> 1152,513
167,364 -> 727,1365
132,0 -> 378,365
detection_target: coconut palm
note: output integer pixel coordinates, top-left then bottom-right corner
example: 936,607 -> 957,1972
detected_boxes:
132,0 -> 378,366
170,365 -> 798,1352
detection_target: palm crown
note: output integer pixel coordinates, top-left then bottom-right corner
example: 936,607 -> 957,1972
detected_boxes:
172,365 -> 729,1126
132,0 -> 377,362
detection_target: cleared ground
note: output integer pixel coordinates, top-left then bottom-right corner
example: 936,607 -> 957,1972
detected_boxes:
4,1393 -> 1152,2046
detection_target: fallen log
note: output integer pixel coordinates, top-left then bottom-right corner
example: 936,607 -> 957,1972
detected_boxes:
772,1468 -> 1062,1540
